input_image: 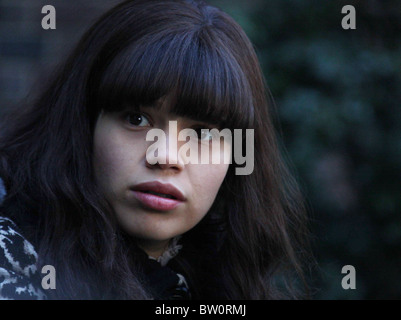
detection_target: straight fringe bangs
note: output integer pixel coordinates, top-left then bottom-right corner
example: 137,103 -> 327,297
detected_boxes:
91,23 -> 255,130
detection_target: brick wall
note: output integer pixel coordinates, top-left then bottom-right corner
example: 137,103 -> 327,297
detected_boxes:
0,0 -> 122,112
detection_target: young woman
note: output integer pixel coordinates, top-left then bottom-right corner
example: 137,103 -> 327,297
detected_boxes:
0,0 -> 311,299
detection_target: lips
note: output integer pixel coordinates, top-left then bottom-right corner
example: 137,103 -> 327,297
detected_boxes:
130,181 -> 185,211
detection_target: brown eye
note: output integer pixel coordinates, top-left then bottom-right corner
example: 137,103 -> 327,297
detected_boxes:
126,113 -> 151,127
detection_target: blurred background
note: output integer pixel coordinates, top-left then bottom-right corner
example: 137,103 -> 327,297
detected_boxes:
0,0 -> 400,299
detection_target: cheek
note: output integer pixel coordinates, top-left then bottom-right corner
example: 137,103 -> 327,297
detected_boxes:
188,141 -> 231,214
93,126 -> 140,194
189,163 -> 229,214
93,134 -> 122,185
93,125 -> 151,202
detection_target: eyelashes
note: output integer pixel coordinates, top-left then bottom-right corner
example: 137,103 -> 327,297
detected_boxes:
125,112 -> 152,127
123,112 -> 218,142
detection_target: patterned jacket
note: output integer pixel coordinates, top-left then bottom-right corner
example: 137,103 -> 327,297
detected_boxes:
0,216 -> 46,300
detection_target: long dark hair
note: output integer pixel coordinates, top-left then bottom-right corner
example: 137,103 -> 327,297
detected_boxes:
0,0 -> 311,299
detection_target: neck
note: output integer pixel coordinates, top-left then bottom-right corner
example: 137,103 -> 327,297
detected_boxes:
136,238 -> 171,258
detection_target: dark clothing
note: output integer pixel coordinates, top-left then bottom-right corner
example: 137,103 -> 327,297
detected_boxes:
140,251 -> 191,300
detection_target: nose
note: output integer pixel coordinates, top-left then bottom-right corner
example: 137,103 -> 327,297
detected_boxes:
145,133 -> 185,172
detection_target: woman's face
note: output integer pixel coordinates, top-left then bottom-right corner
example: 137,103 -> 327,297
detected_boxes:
93,100 -> 230,256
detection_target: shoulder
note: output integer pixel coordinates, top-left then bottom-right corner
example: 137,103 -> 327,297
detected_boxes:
0,216 -> 46,300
